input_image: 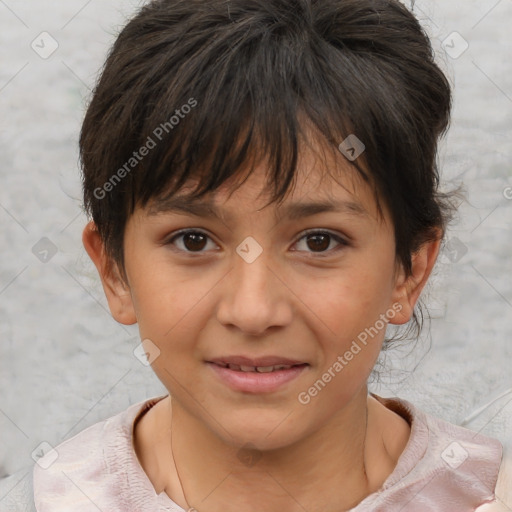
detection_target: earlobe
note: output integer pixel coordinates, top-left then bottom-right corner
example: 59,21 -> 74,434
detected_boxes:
389,233 -> 442,325
82,221 -> 137,325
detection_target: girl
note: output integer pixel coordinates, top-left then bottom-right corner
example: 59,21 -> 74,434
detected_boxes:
30,0 -> 510,510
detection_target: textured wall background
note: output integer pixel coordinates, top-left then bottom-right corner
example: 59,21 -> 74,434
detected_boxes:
0,0 -> 511,499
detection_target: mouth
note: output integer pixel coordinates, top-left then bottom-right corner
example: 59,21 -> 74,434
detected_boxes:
205,357 -> 310,393
210,362 -> 308,373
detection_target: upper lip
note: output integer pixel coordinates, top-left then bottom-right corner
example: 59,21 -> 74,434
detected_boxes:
207,356 -> 307,367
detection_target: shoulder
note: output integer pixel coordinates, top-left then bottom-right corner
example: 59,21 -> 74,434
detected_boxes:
32,396 -> 166,512
367,394 -> 504,511
463,390 -> 512,511
475,446 -> 512,511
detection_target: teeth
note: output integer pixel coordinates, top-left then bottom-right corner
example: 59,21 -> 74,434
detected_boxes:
224,364 -> 295,372
255,366 -> 275,373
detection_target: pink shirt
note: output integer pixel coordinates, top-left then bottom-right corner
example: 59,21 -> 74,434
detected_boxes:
33,393 -> 503,511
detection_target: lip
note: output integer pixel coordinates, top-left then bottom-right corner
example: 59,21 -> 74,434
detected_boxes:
207,355 -> 307,367
206,360 -> 309,394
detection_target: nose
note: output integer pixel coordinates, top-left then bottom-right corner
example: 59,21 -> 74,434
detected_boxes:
215,242 -> 293,336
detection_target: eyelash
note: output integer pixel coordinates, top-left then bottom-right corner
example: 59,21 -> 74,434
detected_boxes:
165,228 -> 349,257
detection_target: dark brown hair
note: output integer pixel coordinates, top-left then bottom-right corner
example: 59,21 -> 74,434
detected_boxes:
80,0 -> 455,337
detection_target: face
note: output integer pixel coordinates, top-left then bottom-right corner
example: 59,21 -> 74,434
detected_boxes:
86,142 -> 434,451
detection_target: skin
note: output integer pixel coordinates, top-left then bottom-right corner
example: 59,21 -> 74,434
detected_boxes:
83,142 -> 441,512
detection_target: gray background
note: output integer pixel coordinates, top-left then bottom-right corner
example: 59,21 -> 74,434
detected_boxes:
0,0 -> 511,500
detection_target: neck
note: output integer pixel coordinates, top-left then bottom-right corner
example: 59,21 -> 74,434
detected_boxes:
165,387 -> 388,512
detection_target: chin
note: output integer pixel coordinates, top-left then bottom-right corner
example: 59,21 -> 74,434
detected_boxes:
213,409 -> 311,453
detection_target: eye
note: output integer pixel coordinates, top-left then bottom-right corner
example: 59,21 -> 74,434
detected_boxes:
165,228 -> 348,256
167,229 -> 218,253
293,230 -> 348,255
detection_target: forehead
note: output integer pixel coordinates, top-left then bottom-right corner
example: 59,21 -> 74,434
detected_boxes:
146,139 -> 385,224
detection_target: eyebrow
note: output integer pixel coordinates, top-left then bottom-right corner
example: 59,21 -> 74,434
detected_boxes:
148,196 -> 368,222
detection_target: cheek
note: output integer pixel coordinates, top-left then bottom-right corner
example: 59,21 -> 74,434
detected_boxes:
295,255 -> 396,390
298,258 -> 395,340
296,290 -> 389,410
127,249 -> 210,336
134,284 -> 207,392
127,258 -> 222,382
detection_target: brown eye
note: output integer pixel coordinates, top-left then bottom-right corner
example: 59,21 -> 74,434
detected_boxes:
168,230 -> 216,253
306,233 -> 331,252
182,232 -> 207,251
294,230 -> 347,255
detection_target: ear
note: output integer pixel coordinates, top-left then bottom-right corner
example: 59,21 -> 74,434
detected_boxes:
388,232 -> 442,325
82,221 -> 137,325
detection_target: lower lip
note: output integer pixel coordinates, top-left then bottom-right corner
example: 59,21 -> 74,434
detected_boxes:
206,362 -> 309,393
